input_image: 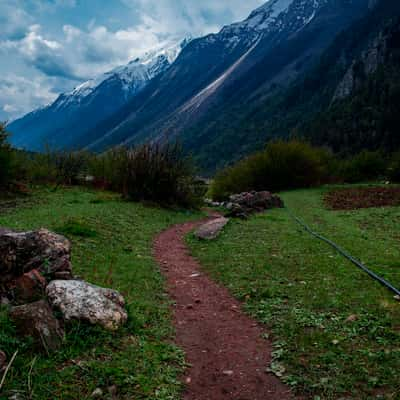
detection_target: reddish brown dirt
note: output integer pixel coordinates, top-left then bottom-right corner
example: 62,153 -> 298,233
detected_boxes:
325,186 -> 400,210
153,218 -> 293,400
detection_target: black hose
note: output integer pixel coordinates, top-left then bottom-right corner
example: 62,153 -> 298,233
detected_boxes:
285,207 -> 400,297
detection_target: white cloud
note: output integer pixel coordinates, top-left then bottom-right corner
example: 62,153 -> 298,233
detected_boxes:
2,25 -> 77,79
3,104 -> 18,113
0,3 -> 33,40
3,22 -> 177,81
122,0 -> 265,36
0,75 -> 58,121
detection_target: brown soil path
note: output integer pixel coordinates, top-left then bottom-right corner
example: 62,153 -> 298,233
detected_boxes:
153,218 -> 294,400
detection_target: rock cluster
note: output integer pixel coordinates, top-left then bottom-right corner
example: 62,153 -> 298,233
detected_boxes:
226,191 -> 284,218
0,228 -> 127,353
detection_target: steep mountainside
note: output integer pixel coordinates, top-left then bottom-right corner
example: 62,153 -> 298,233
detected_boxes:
81,0 -> 370,168
201,0 -> 400,167
306,7 -> 400,152
8,40 -> 187,151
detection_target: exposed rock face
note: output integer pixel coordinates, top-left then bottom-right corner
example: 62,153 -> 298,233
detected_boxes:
0,228 -> 73,284
10,300 -> 64,352
46,280 -> 128,331
333,31 -> 388,101
227,191 -> 284,218
195,217 -> 230,240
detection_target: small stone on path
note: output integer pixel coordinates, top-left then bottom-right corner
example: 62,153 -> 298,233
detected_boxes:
194,217 -> 229,240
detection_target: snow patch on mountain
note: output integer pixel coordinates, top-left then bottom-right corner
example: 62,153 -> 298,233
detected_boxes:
221,0 -> 325,37
56,39 -> 189,108
223,0 -> 294,34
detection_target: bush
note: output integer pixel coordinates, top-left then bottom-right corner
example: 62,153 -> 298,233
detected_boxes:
52,151 -> 89,185
339,151 -> 387,183
6,141 -> 200,208
211,140 -> 333,200
118,143 -> 200,207
18,149 -> 90,186
88,147 -> 129,191
86,144 -> 201,207
0,123 -> 13,188
388,151 -> 400,182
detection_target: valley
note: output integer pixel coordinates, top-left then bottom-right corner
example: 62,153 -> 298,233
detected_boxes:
1,0 -> 400,399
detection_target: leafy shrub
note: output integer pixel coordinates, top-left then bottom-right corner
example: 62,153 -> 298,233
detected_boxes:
0,123 -> 14,187
23,151 -> 58,184
339,151 -> 387,183
388,151 -> 400,182
8,142 -> 200,207
88,147 -> 129,191
18,149 -> 90,186
88,144 -> 201,207
211,140 -> 333,200
119,143 -> 201,207
52,151 -> 90,185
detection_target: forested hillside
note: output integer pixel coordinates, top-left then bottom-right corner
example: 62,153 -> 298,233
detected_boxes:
189,0 -> 400,172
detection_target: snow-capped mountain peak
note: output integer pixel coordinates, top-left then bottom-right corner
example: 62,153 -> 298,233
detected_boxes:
222,0 -> 325,36
58,38 -> 189,108
247,0 -> 295,28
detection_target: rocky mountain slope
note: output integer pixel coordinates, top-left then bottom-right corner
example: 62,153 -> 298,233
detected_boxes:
8,40 -> 188,151
306,2 -> 400,153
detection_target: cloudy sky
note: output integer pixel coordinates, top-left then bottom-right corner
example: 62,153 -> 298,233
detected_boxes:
0,0 -> 265,121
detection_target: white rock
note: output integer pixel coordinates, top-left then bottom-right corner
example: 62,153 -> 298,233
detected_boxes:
194,217 -> 229,240
91,388 -> 103,398
46,280 -> 128,331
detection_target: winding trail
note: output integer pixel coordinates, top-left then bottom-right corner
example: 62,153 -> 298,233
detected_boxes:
153,217 -> 293,400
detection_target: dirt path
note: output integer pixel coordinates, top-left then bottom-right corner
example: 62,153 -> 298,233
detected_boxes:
153,218 -> 293,400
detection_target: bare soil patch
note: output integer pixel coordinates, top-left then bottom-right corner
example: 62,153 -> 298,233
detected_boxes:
153,218 -> 293,400
325,186 -> 400,210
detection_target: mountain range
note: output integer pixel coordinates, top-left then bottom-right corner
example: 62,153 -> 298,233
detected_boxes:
8,39 -> 189,151
8,0 -> 400,173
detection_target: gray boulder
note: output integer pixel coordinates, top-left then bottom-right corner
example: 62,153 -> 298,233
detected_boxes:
10,300 -> 64,352
46,280 -> 128,331
195,217 -> 229,240
0,228 -> 73,285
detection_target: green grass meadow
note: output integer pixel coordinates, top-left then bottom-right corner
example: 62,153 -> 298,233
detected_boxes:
1,184 -> 400,399
0,187 -> 201,400
188,186 -> 400,399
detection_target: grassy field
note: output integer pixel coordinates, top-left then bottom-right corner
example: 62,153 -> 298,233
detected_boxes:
188,185 -> 400,400
0,187 -> 201,400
